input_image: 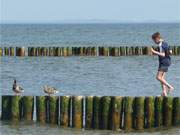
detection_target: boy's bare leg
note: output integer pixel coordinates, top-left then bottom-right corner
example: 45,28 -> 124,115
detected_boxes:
156,71 -> 174,91
161,72 -> 168,96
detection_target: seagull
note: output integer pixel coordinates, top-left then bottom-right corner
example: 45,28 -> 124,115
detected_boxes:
43,85 -> 59,96
12,79 -> 24,94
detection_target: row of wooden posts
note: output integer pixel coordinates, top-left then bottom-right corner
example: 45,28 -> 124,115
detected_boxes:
0,46 -> 180,56
1,96 -> 179,131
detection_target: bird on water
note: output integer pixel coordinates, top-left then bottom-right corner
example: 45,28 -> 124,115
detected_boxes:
12,79 -> 24,94
43,85 -> 59,96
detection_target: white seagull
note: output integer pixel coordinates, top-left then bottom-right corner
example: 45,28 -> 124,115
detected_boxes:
43,85 -> 59,96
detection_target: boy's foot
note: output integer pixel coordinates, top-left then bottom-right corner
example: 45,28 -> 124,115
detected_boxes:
167,86 -> 174,93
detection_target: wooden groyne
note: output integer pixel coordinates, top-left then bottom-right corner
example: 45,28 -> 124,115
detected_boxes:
0,46 -> 180,56
1,96 -> 180,131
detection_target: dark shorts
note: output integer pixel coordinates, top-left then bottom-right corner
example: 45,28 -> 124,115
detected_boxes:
158,65 -> 169,72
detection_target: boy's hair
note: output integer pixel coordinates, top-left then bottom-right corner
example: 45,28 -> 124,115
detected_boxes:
152,32 -> 161,40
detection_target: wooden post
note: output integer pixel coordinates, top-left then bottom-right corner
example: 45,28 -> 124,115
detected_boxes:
103,47 -> 109,56
48,96 -> 59,124
100,96 -> 111,129
22,96 -> 34,121
9,47 -> 15,56
123,97 -> 134,131
85,96 -> 93,129
155,96 -> 163,127
91,47 -> 96,56
1,96 -> 11,120
133,97 -> 145,130
4,47 -> 9,56
36,96 -> 46,123
68,47 -> 72,56
93,96 -> 101,129
120,47 -> 126,56
109,96 -> 123,130
172,97 -> 180,125
72,96 -> 83,128
145,96 -> 155,128
163,97 -> 173,127
60,96 -> 71,127
0,47 -> 3,56
11,96 -> 22,121
49,47 -> 54,56
16,47 -> 25,56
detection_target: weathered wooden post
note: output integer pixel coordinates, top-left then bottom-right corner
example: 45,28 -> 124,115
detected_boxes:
36,96 -> 46,123
85,96 -> 93,129
9,47 -> 15,56
163,97 -> 173,127
100,96 -> 111,129
154,96 -> 163,127
68,47 -> 72,56
93,96 -> 101,129
120,47 -> 126,56
4,47 -> 9,56
123,97 -> 134,131
72,96 -> 83,128
133,97 -> 145,130
63,47 -> 68,56
1,96 -> 11,120
109,96 -> 123,130
172,97 -> 180,125
103,47 -> 109,56
11,96 -> 22,121
49,47 -> 54,56
22,96 -> 34,121
48,96 -> 59,124
0,47 -> 3,56
145,96 -> 154,128
60,96 -> 71,127
91,47 -> 96,56
16,47 -> 25,56
98,47 -> 103,56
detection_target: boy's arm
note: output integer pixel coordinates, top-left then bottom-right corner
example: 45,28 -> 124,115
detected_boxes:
151,48 -> 165,57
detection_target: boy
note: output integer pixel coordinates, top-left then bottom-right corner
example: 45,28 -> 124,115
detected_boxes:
151,32 -> 174,96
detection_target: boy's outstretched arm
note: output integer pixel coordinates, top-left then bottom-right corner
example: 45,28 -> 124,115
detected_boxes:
151,48 -> 165,57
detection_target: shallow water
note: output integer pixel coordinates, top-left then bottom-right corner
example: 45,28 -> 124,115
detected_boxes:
0,121 -> 180,135
1,23 -> 180,47
0,56 -> 180,96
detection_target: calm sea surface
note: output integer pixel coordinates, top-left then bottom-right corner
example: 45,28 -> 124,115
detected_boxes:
0,23 -> 180,134
1,23 -> 180,47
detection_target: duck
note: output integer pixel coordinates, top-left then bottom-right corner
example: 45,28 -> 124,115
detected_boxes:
43,85 -> 59,96
12,79 -> 24,94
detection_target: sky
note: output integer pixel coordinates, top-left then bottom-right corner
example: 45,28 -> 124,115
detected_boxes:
1,0 -> 180,23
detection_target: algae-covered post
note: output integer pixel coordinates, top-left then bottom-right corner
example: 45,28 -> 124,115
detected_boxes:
22,96 -> 34,121
172,97 -> 180,125
36,96 -> 46,123
11,96 -> 22,121
1,96 -> 11,120
85,96 -> 93,129
123,97 -> 134,131
133,97 -> 145,130
155,96 -> 163,127
60,96 -> 71,127
0,47 -> 3,56
72,96 -> 83,128
93,96 -> 101,129
48,96 -> 59,124
109,96 -> 123,130
145,96 -> 155,128
163,97 -> 173,127
9,47 -> 15,56
100,96 -> 111,129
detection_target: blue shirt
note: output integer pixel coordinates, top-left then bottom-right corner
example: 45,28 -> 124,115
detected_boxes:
158,42 -> 171,66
